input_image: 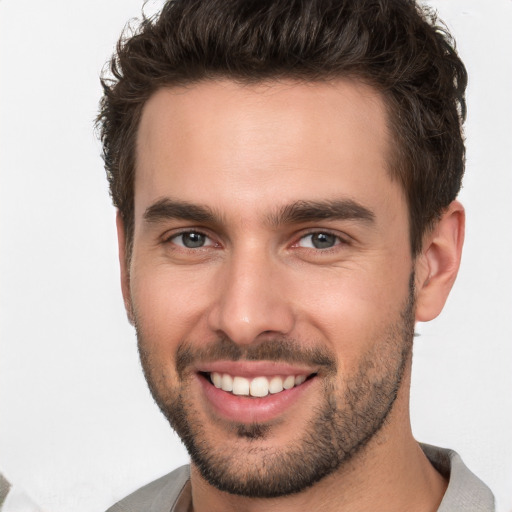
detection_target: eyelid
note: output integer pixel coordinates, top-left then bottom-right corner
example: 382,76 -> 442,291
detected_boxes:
160,227 -> 350,250
292,229 -> 350,248
163,228 -> 218,247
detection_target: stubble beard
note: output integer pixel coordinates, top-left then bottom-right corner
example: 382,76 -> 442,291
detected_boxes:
136,276 -> 416,498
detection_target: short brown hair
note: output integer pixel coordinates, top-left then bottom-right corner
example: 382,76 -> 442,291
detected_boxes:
97,0 -> 467,257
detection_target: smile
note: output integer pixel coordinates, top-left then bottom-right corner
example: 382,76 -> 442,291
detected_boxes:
208,372 -> 311,397
196,362 -> 319,423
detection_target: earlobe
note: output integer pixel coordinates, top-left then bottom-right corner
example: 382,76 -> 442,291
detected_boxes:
116,211 -> 135,325
415,201 -> 465,322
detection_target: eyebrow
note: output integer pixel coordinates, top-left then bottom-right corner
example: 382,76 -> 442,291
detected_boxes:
267,199 -> 375,227
143,197 -> 375,227
144,198 -> 218,224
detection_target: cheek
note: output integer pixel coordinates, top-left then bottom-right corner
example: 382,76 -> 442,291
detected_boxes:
291,262 -> 411,358
130,263 -> 213,351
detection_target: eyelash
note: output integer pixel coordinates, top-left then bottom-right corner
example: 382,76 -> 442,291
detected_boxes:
164,229 -> 217,249
293,230 -> 349,251
163,229 -> 349,253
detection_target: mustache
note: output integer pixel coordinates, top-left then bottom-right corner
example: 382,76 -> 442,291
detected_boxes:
176,336 -> 337,379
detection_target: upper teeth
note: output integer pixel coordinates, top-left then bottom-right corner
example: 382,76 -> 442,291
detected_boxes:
210,373 -> 308,397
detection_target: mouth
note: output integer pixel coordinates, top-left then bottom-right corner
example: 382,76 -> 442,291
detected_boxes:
195,362 -> 319,424
202,371 -> 316,397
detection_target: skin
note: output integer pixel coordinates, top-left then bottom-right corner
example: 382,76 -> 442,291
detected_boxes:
117,79 -> 465,512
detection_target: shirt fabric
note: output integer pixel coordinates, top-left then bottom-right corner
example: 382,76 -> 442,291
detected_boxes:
0,473 -> 44,512
106,444 -> 495,512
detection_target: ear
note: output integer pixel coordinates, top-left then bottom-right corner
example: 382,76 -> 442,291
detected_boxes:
414,201 -> 465,322
116,211 -> 135,325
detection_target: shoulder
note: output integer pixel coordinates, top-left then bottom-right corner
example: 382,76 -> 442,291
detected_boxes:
106,465 -> 190,512
421,444 -> 495,512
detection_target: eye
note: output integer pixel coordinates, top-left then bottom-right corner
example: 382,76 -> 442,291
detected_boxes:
297,232 -> 341,250
170,231 -> 214,249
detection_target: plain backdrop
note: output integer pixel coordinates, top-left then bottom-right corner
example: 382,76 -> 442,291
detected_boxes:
1,1 -> 511,511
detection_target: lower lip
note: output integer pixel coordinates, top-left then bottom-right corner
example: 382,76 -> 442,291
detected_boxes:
198,374 -> 316,424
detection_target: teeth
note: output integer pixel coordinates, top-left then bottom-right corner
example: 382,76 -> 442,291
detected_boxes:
295,374 -> 306,385
221,373 -> 233,392
212,372 -> 222,388
232,376 -> 250,396
209,373 -> 309,396
250,377 -> 269,397
283,375 -> 295,390
268,376 -> 284,394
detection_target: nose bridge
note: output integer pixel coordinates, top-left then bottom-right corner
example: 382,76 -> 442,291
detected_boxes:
208,242 -> 294,344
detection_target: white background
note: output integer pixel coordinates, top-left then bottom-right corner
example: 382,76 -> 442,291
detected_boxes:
1,1 -> 511,511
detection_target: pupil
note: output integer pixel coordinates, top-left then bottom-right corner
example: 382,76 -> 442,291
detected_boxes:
183,232 -> 205,248
312,233 -> 335,249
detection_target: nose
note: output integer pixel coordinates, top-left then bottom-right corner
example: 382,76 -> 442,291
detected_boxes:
207,248 -> 295,345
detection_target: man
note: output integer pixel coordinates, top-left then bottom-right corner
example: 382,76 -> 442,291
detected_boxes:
97,0 -> 495,510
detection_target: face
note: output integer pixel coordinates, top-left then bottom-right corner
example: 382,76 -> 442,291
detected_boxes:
125,80 -> 416,497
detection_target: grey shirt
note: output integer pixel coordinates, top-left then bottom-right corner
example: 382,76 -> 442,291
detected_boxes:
106,444 -> 495,512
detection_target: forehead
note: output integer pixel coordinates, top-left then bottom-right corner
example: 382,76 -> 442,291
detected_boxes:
134,79 -> 400,223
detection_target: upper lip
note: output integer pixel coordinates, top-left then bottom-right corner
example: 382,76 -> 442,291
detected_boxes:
195,360 -> 318,378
